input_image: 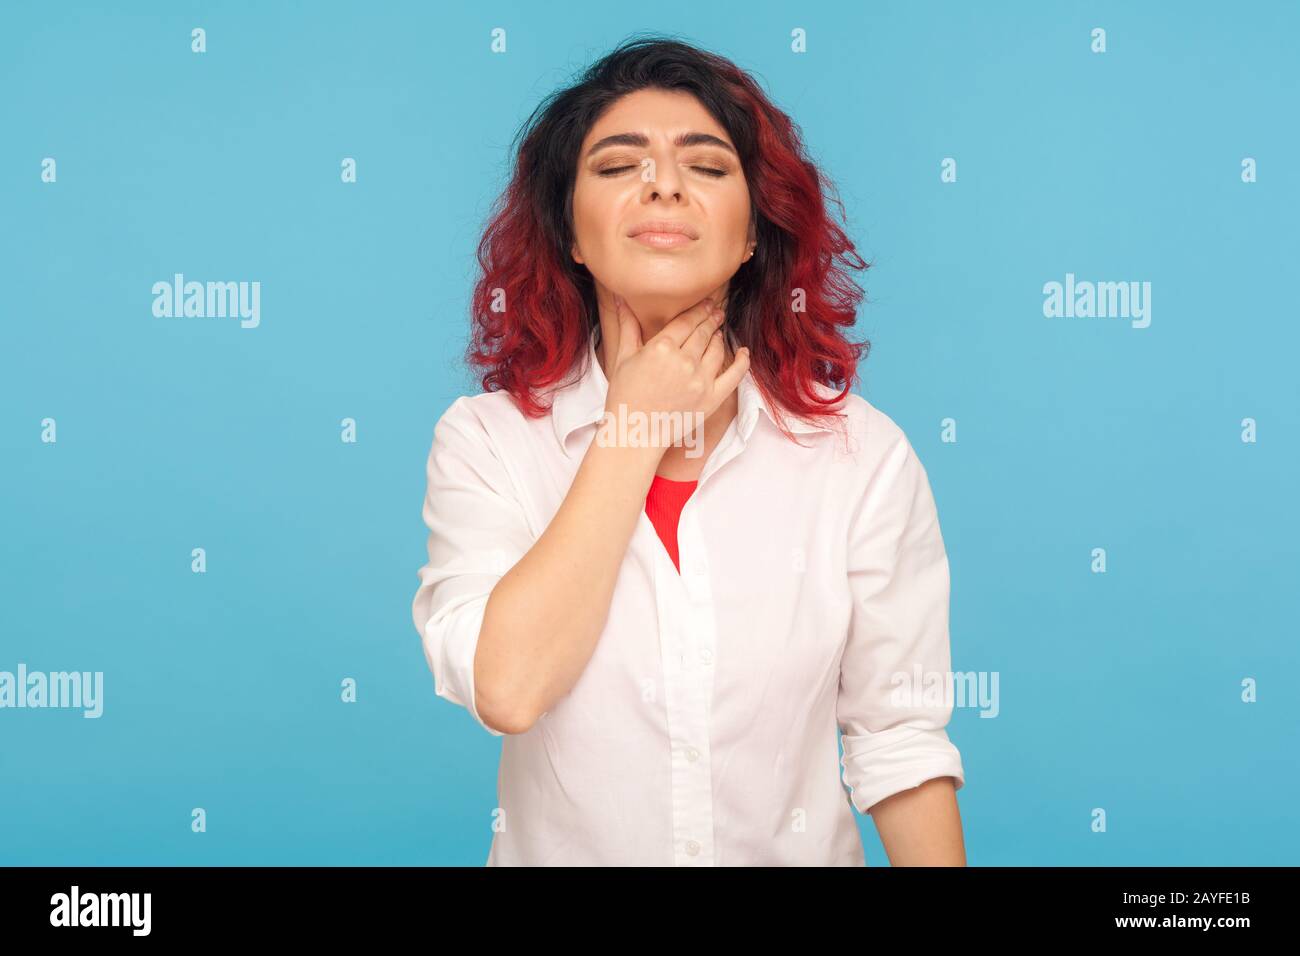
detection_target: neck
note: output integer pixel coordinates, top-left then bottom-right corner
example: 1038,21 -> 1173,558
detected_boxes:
594,318 -> 743,480
593,317 -> 738,381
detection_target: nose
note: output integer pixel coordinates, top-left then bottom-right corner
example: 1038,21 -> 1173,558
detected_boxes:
640,151 -> 687,203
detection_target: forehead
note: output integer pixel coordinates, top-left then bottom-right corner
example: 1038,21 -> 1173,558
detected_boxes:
581,88 -> 731,146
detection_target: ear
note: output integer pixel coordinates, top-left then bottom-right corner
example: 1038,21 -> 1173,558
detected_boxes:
571,242 -> 585,265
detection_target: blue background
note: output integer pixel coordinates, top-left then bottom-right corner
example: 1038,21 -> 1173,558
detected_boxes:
2,0 -> 1296,865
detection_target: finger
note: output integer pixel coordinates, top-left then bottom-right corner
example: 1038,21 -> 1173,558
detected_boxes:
613,294 -> 643,364
708,344 -> 750,402
651,296 -> 719,350
698,326 -> 727,379
683,304 -> 726,362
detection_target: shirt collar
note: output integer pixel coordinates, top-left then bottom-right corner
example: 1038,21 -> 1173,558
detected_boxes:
550,325 -> 837,459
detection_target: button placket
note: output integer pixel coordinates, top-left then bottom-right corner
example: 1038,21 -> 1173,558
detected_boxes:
646,500 -> 717,866
674,500 -> 718,865
678,507 -> 717,720
652,427 -> 745,867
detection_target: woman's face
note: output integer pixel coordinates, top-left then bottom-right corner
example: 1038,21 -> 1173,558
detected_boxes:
570,87 -> 755,331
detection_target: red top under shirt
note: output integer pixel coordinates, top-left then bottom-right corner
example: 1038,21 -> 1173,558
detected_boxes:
644,474 -> 698,573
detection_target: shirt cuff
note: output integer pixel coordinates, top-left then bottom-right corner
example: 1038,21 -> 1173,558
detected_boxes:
840,725 -> 965,815
420,591 -> 505,738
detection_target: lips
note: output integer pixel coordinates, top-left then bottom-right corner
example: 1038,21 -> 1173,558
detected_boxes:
627,219 -> 700,239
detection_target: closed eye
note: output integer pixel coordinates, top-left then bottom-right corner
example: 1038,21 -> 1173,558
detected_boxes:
597,165 -> 729,178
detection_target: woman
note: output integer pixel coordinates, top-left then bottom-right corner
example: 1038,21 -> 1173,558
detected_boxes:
412,35 -> 967,866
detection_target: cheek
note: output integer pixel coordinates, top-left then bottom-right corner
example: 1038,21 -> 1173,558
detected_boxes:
689,186 -> 750,261
572,183 -> 629,258
716,189 -> 752,244
570,186 -> 598,250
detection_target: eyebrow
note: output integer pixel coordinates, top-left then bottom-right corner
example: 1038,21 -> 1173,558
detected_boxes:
585,131 -> 737,159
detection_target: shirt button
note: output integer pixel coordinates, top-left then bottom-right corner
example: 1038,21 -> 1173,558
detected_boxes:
685,746 -> 699,762
685,840 -> 700,856
700,648 -> 713,665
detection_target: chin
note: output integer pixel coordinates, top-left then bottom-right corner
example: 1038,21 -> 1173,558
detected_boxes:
618,268 -> 722,299
620,283 -> 712,312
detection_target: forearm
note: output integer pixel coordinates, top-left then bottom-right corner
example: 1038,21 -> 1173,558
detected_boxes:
473,438 -> 663,732
869,776 -> 966,866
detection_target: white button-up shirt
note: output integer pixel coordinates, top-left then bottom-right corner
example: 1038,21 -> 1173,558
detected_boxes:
412,328 -> 966,865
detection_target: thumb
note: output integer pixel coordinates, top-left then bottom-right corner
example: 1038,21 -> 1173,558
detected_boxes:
614,294 -> 642,364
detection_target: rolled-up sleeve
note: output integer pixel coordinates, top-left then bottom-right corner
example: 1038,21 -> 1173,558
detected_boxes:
412,396 -> 535,737
837,429 -> 966,815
